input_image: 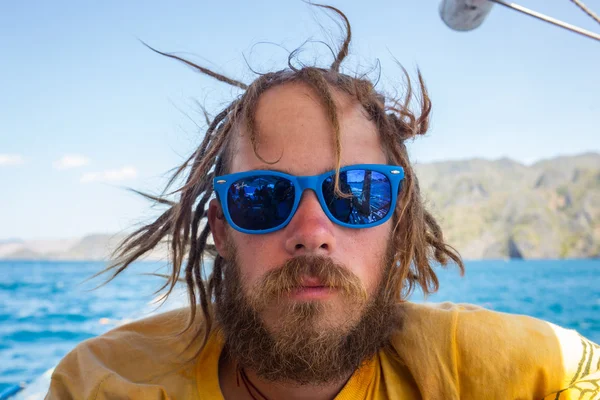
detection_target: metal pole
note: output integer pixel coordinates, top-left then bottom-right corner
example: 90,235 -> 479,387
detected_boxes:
488,0 -> 600,42
568,0 -> 600,26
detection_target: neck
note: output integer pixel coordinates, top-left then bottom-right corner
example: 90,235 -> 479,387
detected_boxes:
219,351 -> 353,400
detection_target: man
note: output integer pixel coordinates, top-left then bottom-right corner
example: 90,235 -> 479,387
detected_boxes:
47,6 -> 599,400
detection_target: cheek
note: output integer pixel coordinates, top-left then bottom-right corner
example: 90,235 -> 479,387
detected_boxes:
342,223 -> 392,293
227,229 -> 285,287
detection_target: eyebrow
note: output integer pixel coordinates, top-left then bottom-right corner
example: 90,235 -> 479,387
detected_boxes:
251,166 -> 297,175
249,166 -> 339,177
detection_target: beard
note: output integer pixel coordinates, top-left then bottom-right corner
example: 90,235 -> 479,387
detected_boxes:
214,242 -> 401,385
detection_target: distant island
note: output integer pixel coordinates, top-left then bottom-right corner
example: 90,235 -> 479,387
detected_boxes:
0,234 -> 168,262
1,152 -> 598,261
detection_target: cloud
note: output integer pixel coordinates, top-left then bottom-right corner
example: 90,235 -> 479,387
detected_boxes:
0,154 -> 24,166
53,154 -> 90,170
80,166 -> 138,183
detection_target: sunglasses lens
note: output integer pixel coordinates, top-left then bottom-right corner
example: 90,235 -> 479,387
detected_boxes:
322,169 -> 392,225
227,175 -> 295,231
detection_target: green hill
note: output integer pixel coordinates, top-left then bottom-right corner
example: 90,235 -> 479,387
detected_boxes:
415,152 -> 600,259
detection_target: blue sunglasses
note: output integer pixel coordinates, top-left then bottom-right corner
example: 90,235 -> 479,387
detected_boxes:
213,164 -> 405,234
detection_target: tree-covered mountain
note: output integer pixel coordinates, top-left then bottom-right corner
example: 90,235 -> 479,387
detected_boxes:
415,152 -> 599,259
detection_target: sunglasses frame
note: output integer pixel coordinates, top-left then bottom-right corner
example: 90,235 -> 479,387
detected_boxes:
213,164 -> 405,234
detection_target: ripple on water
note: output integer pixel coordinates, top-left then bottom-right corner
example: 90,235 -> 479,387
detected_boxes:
548,303 -> 564,314
16,313 -> 89,324
521,296 -> 535,304
4,329 -> 95,343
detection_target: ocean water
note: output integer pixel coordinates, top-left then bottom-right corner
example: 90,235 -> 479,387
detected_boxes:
0,259 -> 599,394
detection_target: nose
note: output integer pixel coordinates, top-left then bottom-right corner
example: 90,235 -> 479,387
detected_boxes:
284,190 -> 336,256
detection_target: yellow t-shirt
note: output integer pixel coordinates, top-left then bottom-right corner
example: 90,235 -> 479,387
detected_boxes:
46,302 -> 600,400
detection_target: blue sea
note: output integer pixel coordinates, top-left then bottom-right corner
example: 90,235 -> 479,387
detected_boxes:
1,259 -> 599,395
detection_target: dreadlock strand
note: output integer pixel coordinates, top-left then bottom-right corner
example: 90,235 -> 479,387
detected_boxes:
96,208 -> 175,289
424,210 -> 464,273
193,249 -> 213,348
177,127 -> 232,195
162,109 -> 230,196
141,41 -> 248,90
196,107 -> 235,160
310,4 -> 351,72
239,73 -> 290,165
159,195 -> 206,309
210,255 -> 226,304
185,192 -> 212,286
423,210 -> 447,261
176,188 -> 214,351
415,70 -> 431,135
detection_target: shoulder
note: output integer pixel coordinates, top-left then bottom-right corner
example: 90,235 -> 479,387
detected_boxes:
391,301 -> 564,353
389,302 -> 585,399
63,306 -> 205,370
47,307 -> 205,400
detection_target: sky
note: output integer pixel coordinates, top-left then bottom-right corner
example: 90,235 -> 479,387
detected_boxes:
1,0 -> 599,240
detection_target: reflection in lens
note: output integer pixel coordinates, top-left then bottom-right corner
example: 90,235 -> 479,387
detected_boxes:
322,170 -> 391,225
227,176 -> 295,230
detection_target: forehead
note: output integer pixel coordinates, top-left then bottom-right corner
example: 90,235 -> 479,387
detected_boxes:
229,81 -> 387,175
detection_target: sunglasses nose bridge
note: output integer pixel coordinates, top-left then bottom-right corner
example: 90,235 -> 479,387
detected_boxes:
294,175 -> 324,213
295,175 -> 320,194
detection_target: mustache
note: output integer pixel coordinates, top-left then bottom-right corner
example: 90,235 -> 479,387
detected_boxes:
248,255 -> 367,307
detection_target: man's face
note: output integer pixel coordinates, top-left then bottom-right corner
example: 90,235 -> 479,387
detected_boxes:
220,82 -> 391,324
209,82 -> 397,382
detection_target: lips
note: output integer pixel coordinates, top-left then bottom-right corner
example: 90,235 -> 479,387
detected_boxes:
300,276 -> 325,287
290,277 -> 335,300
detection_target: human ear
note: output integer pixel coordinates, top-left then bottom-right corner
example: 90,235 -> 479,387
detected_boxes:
207,198 -> 229,259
